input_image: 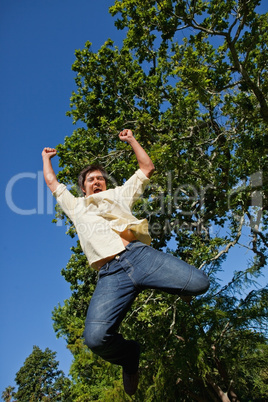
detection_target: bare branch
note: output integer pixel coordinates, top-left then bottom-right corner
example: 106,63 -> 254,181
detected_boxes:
199,214 -> 244,269
125,291 -> 155,321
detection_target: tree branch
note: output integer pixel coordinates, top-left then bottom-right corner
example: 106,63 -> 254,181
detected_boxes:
199,214 -> 244,269
206,375 -> 231,402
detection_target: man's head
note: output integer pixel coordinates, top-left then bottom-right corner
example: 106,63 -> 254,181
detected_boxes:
78,165 -> 108,197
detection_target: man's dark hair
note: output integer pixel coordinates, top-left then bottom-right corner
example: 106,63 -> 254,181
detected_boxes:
78,164 -> 108,191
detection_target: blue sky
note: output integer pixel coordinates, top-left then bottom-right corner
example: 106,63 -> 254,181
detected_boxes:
1,0 -> 267,397
0,0 -> 124,394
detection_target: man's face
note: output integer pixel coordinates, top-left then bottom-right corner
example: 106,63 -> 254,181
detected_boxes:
83,170 -> 107,197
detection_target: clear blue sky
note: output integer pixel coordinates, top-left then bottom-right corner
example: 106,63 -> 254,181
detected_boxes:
1,0 -> 267,397
0,0 -> 124,394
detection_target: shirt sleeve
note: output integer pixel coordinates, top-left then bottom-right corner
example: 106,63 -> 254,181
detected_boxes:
120,169 -> 150,208
52,183 -> 78,221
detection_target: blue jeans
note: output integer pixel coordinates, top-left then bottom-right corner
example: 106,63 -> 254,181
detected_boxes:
84,241 -> 209,374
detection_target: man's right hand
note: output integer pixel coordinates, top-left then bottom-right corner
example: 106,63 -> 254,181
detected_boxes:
42,147 -> 57,159
42,147 -> 59,192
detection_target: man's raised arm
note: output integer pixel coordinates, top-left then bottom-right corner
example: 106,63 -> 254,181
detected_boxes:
119,129 -> 155,178
42,147 -> 60,193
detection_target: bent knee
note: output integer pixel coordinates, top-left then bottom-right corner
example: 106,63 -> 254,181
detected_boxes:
196,270 -> 210,295
84,322 -> 108,353
186,269 -> 210,296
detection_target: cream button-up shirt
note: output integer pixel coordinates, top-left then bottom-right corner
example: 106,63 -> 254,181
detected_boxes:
53,169 -> 151,267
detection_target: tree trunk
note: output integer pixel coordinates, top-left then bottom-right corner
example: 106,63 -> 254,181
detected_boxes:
206,375 -> 231,402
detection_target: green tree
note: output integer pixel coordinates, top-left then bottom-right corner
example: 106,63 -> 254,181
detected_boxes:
11,345 -> 71,401
2,386 -> 15,402
52,0 -> 268,400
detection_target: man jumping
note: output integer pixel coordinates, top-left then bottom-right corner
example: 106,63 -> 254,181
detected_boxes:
42,129 -> 209,395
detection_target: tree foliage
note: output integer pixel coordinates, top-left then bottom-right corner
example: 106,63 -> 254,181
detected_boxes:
3,346 -> 71,402
2,386 -> 15,402
51,0 -> 267,400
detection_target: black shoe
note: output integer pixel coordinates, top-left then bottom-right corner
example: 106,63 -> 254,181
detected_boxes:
123,369 -> 139,395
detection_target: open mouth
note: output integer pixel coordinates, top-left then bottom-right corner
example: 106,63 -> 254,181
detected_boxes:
93,188 -> 102,193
